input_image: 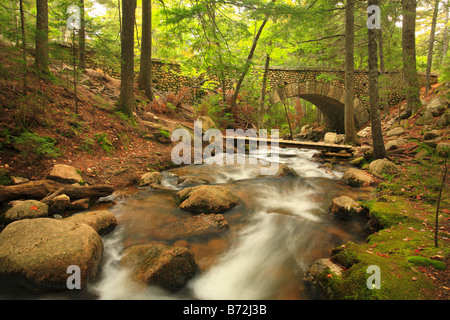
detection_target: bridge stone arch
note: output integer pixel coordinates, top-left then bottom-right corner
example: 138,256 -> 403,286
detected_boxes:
268,81 -> 370,134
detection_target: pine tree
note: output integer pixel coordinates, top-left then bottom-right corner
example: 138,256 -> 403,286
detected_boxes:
139,0 -> 155,101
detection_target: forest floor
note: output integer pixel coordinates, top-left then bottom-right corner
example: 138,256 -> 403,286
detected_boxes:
0,41 -> 449,300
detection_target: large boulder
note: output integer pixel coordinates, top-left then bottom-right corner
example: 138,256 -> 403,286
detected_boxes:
138,172 -> 162,187
369,159 -> 400,179
330,196 -> 363,218
1,200 -> 49,223
0,218 -> 103,289
47,164 -> 83,184
176,185 -> 239,214
436,142 -> 450,157
148,213 -> 229,241
342,168 -> 377,187
65,210 -> 117,236
120,244 -> 199,292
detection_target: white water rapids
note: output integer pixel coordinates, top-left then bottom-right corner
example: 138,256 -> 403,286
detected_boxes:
86,147 -> 368,300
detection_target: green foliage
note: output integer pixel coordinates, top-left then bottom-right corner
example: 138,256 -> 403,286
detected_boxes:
95,132 -> 114,154
316,73 -> 342,83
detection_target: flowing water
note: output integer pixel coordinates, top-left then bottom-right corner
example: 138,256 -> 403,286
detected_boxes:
1,147 -> 373,300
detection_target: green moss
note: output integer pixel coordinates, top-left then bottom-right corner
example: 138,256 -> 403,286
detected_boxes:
407,256 -> 447,271
365,196 -> 421,229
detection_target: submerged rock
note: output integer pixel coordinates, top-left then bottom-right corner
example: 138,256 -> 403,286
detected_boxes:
120,244 -> 199,292
276,164 -> 299,177
148,213 -> 229,241
65,210 -> 117,236
176,185 -> 239,214
0,218 -> 103,289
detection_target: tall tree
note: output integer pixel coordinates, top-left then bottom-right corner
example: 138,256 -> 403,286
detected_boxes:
139,0 -> 155,100
78,0 -> 86,70
401,0 -> 421,119
368,0 -> 387,159
344,0 -> 358,144
35,0 -> 50,76
425,0 -> 440,92
19,0 -> 27,94
117,0 -> 137,116
440,2 -> 449,66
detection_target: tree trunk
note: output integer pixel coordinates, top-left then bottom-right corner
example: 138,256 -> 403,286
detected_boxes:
117,0 -> 137,116
425,0 -> 440,92
258,51 -> 271,130
0,180 -> 114,204
401,0 -> 421,119
139,0 -> 155,101
19,0 -> 27,94
78,0 -> 86,70
344,0 -> 357,144
368,0 -> 387,159
441,3 -> 449,66
35,0 -> 50,76
230,17 -> 269,115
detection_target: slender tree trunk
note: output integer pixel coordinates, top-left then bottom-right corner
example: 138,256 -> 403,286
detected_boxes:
19,0 -> 27,94
368,0 -> 387,159
401,0 -> 421,119
258,51 -> 271,130
425,0 -> 440,92
230,17 -> 269,114
345,0 -> 357,144
78,0 -> 86,70
117,0 -> 137,116
35,0 -> 50,76
441,3 -> 449,65
139,0 -> 155,101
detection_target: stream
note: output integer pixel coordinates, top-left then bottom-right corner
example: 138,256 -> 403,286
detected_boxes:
1,147 -> 373,300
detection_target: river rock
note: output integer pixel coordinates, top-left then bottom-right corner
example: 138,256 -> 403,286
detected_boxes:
11,176 -> 29,185
120,244 -> 199,292
0,218 -> 103,289
416,112 -> 434,126
2,200 -> 49,223
178,177 -> 212,187
138,172 -> 162,187
65,210 -> 117,236
276,164 -> 299,177
342,168 -> 377,187
47,164 -> 83,184
148,213 -> 229,241
304,258 -> 344,298
369,159 -> 400,179
330,196 -> 363,218
176,185 -> 239,214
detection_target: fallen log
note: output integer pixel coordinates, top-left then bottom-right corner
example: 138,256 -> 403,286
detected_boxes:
0,180 -> 115,204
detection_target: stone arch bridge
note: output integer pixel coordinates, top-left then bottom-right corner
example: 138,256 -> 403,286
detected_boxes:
83,53 -> 438,133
